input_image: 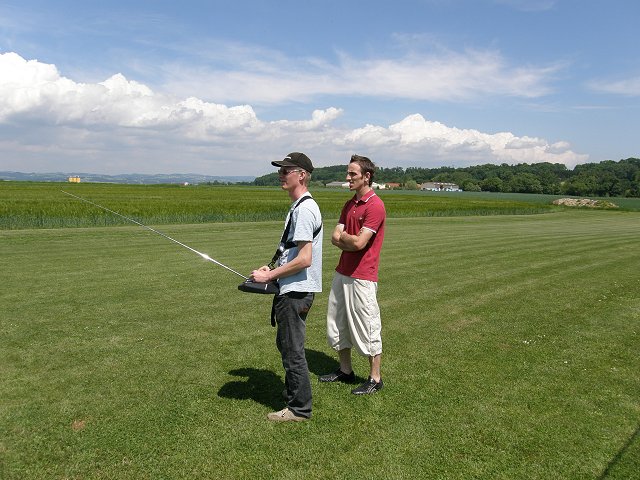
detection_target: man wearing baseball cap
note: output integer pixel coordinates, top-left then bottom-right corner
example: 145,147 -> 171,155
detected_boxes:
251,152 -> 323,422
271,151 -> 315,173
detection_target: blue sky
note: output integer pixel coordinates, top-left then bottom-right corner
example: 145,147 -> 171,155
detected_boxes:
1,0 -> 638,177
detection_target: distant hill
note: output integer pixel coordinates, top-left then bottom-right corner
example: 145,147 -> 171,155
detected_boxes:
0,171 -> 255,184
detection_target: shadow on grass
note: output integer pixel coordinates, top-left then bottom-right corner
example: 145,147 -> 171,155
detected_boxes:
217,349 -> 338,409
307,348 -> 366,383
305,348 -> 339,376
598,424 -> 640,479
217,368 -> 283,410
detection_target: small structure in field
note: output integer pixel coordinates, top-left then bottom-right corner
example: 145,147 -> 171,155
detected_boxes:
552,198 -> 618,208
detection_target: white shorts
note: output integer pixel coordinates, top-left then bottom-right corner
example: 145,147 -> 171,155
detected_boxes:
326,272 -> 382,357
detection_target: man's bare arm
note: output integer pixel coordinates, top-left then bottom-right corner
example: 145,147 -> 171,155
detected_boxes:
251,241 -> 312,282
333,226 -> 374,252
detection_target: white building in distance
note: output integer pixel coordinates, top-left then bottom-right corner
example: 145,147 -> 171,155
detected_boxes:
420,182 -> 461,192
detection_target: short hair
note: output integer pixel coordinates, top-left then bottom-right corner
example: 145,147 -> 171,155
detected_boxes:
349,154 -> 375,186
302,171 -> 311,186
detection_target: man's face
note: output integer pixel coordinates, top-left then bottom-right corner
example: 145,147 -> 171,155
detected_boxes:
346,163 -> 368,191
277,167 -> 303,191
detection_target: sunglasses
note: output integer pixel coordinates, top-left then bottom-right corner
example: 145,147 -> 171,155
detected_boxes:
278,168 -> 303,176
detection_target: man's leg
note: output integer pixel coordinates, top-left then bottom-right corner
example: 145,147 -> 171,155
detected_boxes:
348,280 -> 384,395
321,274 -> 356,383
275,293 -> 314,418
338,348 -> 353,374
351,353 -> 383,395
368,353 -> 381,383
328,274 -> 353,374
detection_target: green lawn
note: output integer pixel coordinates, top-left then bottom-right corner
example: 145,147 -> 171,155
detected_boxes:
1,206 -> 638,479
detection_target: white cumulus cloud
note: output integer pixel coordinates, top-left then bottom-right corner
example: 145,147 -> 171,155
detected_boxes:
273,107 -> 343,132
0,52 -> 587,175
337,114 -> 587,168
0,52 -> 260,133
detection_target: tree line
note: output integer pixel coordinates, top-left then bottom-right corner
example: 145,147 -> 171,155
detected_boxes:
252,158 -> 640,197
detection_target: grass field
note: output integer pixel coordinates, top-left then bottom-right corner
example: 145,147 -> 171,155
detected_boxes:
1,184 -> 639,479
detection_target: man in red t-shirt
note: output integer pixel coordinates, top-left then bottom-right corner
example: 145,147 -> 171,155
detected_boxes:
320,155 -> 386,395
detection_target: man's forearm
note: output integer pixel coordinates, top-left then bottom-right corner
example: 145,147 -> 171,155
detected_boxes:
266,242 -> 313,281
251,241 -> 313,283
335,232 -> 360,251
269,255 -> 308,280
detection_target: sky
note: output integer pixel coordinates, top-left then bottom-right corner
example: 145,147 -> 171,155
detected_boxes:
1,0 -> 639,177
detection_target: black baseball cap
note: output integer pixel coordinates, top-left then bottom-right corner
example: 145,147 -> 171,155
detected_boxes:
271,152 -> 314,173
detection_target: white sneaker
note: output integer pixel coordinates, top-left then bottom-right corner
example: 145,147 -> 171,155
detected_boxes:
267,407 -> 307,422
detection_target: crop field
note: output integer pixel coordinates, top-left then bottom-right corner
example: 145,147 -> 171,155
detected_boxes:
1,182 -> 639,479
0,181 -> 580,230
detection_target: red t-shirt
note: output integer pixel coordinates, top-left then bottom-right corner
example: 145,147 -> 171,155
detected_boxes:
335,190 -> 386,282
